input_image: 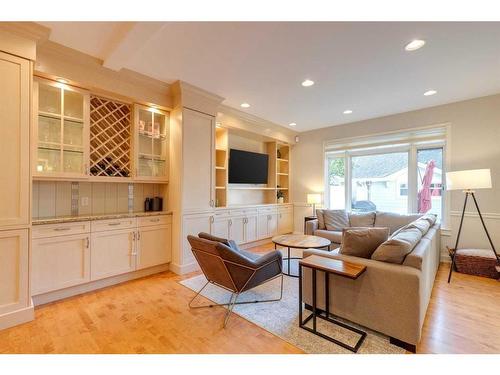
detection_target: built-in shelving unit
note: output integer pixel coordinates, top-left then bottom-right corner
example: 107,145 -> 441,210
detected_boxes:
215,126 -> 228,207
212,124 -> 291,208
89,95 -> 131,178
34,78 -> 90,179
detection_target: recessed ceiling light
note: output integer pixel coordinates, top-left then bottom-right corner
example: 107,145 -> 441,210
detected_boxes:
405,39 -> 426,51
240,103 -> 250,108
289,122 -> 297,127
301,79 -> 315,87
343,110 -> 353,114
56,78 -> 68,84
423,90 -> 437,96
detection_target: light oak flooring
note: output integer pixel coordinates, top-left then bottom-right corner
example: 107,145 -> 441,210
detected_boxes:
0,243 -> 498,354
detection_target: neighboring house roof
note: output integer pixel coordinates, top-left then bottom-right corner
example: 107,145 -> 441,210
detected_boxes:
351,148 -> 443,179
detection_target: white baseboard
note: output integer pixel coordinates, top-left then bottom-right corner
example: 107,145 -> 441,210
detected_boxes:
0,299 -> 34,330
33,264 -> 169,306
169,261 -> 200,275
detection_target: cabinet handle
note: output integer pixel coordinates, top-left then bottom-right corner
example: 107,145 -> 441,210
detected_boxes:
150,218 -> 160,222
229,219 -> 232,226
86,237 -> 90,248
54,227 -> 71,232
108,222 -> 121,226
210,216 -> 214,223
133,232 -> 136,241
137,231 -> 141,240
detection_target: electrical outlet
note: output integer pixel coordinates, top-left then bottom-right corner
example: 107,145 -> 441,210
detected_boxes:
81,197 -> 89,207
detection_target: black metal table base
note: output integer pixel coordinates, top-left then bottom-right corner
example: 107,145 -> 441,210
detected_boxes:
275,243 -> 330,278
298,265 -> 367,353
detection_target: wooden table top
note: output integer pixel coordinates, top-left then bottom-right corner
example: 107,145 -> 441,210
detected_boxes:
299,255 -> 367,279
272,234 -> 331,249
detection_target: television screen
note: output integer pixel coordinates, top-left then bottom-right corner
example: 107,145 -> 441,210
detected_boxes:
228,149 -> 269,184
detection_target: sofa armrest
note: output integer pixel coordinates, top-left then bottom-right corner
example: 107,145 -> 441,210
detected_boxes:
305,219 -> 318,235
301,248 -> 423,345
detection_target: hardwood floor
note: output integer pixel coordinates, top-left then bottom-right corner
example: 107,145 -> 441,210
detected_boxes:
0,242 -> 498,354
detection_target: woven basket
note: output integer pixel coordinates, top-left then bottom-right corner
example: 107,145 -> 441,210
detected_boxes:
450,248 -> 499,279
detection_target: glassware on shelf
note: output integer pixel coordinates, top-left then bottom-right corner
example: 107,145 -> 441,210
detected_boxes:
64,90 -> 84,119
37,147 -> 61,173
39,84 -> 61,115
38,115 -> 61,143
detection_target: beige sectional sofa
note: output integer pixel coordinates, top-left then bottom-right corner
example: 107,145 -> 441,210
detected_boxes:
302,210 -> 441,352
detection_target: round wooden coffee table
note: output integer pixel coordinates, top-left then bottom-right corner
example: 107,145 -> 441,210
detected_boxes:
272,234 -> 332,277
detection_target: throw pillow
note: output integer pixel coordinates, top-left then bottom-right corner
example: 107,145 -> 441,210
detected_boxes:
349,211 -> 376,227
371,227 -> 423,264
374,211 -> 422,234
323,209 -> 350,231
421,213 -> 437,226
339,227 -> 390,259
407,218 -> 431,235
316,209 -> 326,230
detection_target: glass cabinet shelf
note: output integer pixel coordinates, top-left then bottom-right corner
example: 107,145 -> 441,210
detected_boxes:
134,105 -> 169,181
34,78 -> 89,178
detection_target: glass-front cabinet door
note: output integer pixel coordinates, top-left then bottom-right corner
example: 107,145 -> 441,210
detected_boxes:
34,78 -> 90,178
133,104 -> 169,181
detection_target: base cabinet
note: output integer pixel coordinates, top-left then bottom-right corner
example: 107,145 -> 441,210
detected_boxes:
244,215 -> 258,243
0,229 -> 29,316
258,212 -> 279,239
278,207 -> 293,234
137,224 -> 172,270
229,216 -> 245,244
91,228 -> 136,280
32,233 -> 90,295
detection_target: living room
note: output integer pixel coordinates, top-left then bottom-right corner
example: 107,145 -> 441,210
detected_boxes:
1,1 -> 499,374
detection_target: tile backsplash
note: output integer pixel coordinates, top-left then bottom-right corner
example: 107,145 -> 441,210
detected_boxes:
32,181 -> 166,219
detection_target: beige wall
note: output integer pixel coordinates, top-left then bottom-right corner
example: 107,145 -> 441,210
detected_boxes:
292,94 -> 500,255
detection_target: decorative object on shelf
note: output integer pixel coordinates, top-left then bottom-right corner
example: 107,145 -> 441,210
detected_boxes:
277,149 -> 282,159
144,197 -> 152,212
446,169 -> 499,282
277,190 -> 285,204
89,95 -> 131,177
307,193 -> 322,216
152,197 -> 163,212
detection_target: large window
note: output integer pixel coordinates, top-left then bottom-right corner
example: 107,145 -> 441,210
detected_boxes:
325,130 -> 446,222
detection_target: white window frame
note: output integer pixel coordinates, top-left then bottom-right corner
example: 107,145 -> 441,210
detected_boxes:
323,124 -> 450,227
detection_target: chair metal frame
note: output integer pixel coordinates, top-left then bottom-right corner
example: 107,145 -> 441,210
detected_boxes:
189,246 -> 284,327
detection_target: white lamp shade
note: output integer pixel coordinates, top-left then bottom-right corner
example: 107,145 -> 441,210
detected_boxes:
307,193 -> 322,204
446,169 -> 492,191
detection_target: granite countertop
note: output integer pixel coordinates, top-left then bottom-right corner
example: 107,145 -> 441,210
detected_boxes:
32,211 -> 173,225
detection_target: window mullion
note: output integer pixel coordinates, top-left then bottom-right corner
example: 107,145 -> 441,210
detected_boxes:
408,146 -> 418,213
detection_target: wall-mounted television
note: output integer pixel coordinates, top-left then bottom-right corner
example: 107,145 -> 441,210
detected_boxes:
228,149 -> 269,184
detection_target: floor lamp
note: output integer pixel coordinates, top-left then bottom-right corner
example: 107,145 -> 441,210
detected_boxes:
446,169 -> 500,283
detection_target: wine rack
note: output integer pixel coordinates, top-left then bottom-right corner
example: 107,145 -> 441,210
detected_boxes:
89,96 -> 131,177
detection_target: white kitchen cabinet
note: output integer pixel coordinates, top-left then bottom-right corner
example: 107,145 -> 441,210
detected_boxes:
0,229 -> 29,316
32,233 -> 90,295
278,206 -> 294,234
211,215 -> 230,239
244,215 -> 259,243
0,52 -> 30,228
258,211 -> 279,239
269,213 -> 278,237
91,228 -> 136,280
182,108 -> 215,211
182,212 -> 213,266
229,216 -> 245,245
136,224 -> 172,270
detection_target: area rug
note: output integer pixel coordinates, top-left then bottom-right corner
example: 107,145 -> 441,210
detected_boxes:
179,267 -> 406,354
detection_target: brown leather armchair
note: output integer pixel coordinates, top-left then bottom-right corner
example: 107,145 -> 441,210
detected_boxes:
187,232 -> 283,327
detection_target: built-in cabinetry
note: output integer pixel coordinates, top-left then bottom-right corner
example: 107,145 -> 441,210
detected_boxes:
182,108 -> 215,211
0,50 -> 32,329
181,203 -> 293,270
134,104 -> 169,181
31,215 -> 172,298
33,78 -> 90,178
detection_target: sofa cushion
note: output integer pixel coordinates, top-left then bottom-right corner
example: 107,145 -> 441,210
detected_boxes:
339,227 -> 390,259
314,229 -> 342,244
420,213 -> 437,226
316,209 -> 326,230
407,218 -> 431,235
371,227 -> 423,264
323,209 -> 350,231
374,211 -> 422,234
349,211 -> 376,227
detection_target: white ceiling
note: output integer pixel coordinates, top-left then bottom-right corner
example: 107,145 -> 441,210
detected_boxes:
40,22 -> 500,132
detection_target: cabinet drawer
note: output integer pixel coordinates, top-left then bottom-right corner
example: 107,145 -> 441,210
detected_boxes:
91,218 -> 137,232
258,206 -> 277,215
138,215 -> 172,227
32,221 -> 91,239
278,205 -> 293,213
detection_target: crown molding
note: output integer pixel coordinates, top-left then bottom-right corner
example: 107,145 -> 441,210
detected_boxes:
0,22 -> 50,43
172,80 -> 225,116
217,104 -> 298,144
36,40 -> 173,108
